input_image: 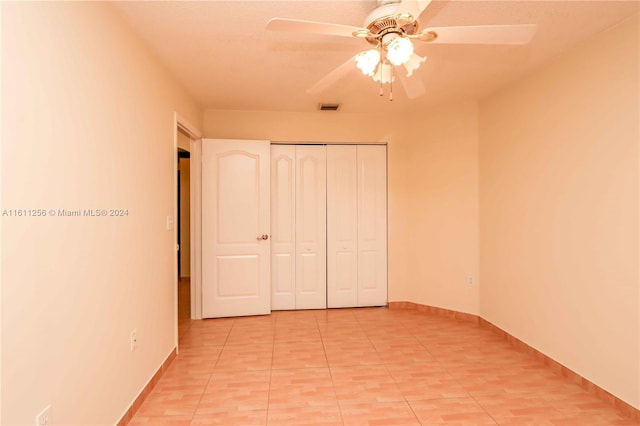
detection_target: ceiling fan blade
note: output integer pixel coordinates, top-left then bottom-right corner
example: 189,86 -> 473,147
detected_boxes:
396,70 -> 425,100
395,0 -> 432,21
266,18 -> 365,38
307,54 -> 358,95
422,24 -> 537,45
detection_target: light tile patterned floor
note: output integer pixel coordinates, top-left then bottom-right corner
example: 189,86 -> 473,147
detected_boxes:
131,307 -> 638,425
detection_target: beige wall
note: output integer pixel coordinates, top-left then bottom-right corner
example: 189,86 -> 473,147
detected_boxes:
479,14 -> 639,409
1,2 -> 201,424
404,103 -> 480,314
203,104 -> 481,315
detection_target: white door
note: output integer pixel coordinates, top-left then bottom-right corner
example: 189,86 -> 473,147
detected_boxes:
271,145 -> 296,310
357,145 -> 387,306
327,145 -> 358,308
295,146 -> 327,309
202,139 -> 271,318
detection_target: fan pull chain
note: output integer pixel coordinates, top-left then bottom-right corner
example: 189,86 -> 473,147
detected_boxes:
389,66 -> 393,101
379,44 -> 384,97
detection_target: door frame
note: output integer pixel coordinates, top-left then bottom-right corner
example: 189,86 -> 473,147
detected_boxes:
173,113 -> 202,352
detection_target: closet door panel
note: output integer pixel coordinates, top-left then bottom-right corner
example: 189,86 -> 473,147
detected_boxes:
271,146 -> 296,310
357,145 -> 388,306
295,146 -> 327,309
326,145 -> 358,308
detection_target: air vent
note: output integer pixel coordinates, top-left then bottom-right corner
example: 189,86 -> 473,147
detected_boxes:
319,103 -> 340,111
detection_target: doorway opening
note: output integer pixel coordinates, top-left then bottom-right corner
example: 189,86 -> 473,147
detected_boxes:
173,113 -> 202,353
177,135 -> 191,336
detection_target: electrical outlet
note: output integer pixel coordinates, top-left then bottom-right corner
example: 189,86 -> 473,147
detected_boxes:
36,405 -> 52,426
130,330 -> 137,352
467,276 -> 474,286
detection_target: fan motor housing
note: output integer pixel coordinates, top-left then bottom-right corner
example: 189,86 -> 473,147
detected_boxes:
364,3 -> 419,45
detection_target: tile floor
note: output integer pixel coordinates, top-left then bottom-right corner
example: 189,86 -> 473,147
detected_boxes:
131,305 -> 638,425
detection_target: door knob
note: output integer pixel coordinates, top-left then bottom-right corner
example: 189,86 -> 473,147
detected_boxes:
257,234 -> 269,240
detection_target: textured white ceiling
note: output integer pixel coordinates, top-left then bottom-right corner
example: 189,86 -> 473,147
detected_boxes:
112,1 -> 639,113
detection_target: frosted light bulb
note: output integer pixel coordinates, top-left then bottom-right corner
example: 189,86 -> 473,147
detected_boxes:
355,49 -> 381,76
402,53 -> 426,77
386,37 -> 414,66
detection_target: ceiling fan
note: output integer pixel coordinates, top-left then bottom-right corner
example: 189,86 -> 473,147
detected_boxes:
266,0 -> 537,100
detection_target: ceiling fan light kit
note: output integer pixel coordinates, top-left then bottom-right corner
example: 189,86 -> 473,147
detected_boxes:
266,0 -> 537,102
355,1 -> 426,98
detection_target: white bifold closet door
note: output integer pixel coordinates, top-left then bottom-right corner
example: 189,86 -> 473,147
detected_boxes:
327,145 -> 387,308
271,145 -> 326,310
